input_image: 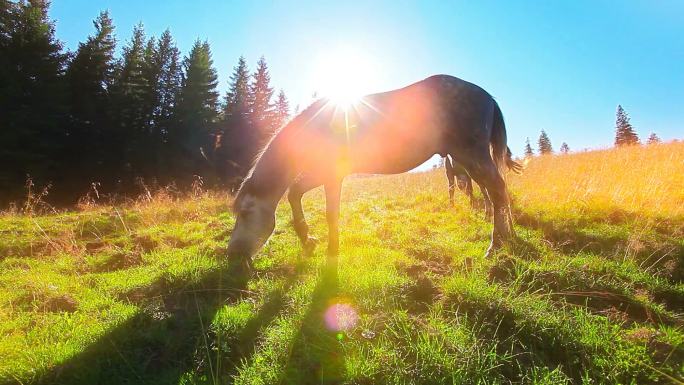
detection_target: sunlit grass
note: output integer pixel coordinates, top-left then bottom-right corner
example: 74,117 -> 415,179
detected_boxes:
510,141 -> 684,219
1,142 -> 683,384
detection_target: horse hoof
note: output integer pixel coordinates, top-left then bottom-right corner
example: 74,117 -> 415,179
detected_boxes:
484,243 -> 500,258
228,256 -> 253,278
303,237 -> 317,256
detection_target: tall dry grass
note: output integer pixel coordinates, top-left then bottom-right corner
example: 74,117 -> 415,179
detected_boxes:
508,141 -> 684,220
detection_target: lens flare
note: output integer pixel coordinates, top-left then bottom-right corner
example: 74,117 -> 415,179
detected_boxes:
324,302 -> 358,332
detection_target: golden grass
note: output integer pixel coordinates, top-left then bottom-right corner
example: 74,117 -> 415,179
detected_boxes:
508,141 -> 684,219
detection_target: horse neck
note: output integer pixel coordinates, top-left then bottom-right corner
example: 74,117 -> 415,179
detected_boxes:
243,98 -> 329,204
245,135 -> 294,205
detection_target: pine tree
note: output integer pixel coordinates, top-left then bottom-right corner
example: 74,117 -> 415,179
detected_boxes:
0,0 -> 67,198
272,89 -> 290,130
614,105 -> 639,146
148,29 -> 181,180
224,56 -> 249,118
249,56 -> 274,136
64,10 -> 117,188
524,137 -> 534,157
111,23 -> 150,179
646,132 -> 660,145
538,130 -> 553,154
152,30 -> 181,130
175,40 -> 219,180
560,142 -> 569,154
217,56 -> 252,182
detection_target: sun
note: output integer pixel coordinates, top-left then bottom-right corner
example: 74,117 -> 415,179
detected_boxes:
311,46 -> 378,107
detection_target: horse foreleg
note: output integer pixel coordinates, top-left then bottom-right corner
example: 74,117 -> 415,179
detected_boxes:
456,173 -> 475,208
324,179 -> 343,261
477,183 -> 493,218
288,174 -> 322,255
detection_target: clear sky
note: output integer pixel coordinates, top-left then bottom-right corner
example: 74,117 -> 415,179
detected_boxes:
49,0 -> 683,160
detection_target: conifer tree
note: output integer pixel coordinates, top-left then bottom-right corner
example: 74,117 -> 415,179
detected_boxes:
560,142 -> 569,154
152,30 -> 181,129
646,132 -> 660,145
67,11 -> 116,124
65,10 -> 117,187
175,40 -> 219,180
140,29 -> 181,180
112,23 -> 150,178
249,56 -> 274,136
224,56 -> 250,118
273,89 -> 290,130
538,130 -> 553,154
0,0 -> 67,196
614,105 -> 639,146
524,137 -> 534,157
150,30 -> 181,179
217,56 -> 252,181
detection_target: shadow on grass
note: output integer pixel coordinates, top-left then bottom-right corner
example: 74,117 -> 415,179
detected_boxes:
280,258 -> 345,385
218,265 -> 305,383
514,209 -> 684,280
489,255 -> 683,325
32,261 -> 279,385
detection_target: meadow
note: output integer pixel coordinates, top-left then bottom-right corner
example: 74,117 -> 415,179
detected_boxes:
0,142 -> 682,385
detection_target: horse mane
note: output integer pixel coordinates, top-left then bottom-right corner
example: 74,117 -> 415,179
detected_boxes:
233,98 -> 329,210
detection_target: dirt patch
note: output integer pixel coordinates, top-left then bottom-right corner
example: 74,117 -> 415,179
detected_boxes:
652,287 -> 684,313
623,327 -> 684,365
507,267 -> 679,326
84,240 -> 106,252
15,291 -> 78,313
397,260 -> 443,314
100,251 -> 143,271
133,234 -> 158,252
401,245 -> 453,277
554,290 -> 677,326
401,275 -> 440,314
487,256 -> 517,283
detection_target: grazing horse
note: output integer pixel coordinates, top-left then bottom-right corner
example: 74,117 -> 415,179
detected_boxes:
444,155 -> 481,208
444,149 -> 521,212
228,75 -> 521,267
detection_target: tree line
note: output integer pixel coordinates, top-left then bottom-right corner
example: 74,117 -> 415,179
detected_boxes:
0,1 -> 291,205
523,105 -> 661,157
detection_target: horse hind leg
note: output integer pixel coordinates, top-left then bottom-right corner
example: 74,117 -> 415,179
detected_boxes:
454,153 -> 513,257
444,156 -> 455,206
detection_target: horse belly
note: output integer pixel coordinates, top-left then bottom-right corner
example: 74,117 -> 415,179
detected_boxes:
349,126 -> 440,174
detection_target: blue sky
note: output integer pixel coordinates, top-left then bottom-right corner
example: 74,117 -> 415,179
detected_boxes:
50,1 -> 683,158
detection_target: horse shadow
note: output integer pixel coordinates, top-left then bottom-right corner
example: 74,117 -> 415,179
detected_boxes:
33,260 -> 297,385
280,259 -> 345,384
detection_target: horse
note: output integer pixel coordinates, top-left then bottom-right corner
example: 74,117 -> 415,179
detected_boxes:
228,75 -> 522,268
444,149 -> 521,213
444,154 -> 481,208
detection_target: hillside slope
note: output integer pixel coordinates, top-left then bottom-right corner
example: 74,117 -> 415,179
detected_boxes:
1,142 -> 683,384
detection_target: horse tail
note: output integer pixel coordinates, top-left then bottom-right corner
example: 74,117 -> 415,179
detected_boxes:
489,99 -> 508,177
490,100 -> 523,176
506,147 -> 523,174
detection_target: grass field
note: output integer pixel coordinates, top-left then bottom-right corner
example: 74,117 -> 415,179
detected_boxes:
1,142 -> 683,385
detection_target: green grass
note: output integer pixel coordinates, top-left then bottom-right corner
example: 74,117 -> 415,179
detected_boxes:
0,170 -> 682,385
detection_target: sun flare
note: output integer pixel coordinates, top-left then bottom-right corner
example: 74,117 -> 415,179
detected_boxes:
312,46 -> 378,107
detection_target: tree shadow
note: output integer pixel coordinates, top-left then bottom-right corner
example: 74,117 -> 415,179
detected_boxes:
280,258 -> 345,385
32,260 -> 277,385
